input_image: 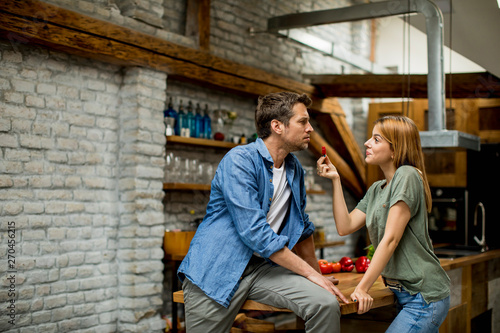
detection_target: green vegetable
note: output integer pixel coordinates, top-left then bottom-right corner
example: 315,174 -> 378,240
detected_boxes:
364,244 -> 375,260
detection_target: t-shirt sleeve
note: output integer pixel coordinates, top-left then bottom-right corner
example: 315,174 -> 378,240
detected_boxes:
355,185 -> 374,213
389,166 -> 423,217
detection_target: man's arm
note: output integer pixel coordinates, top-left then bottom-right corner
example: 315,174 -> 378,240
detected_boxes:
293,234 -> 320,273
269,246 -> 349,303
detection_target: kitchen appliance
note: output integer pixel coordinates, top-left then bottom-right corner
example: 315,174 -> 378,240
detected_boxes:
429,143 -> 500,249
466,143 -> 500,250
428,187 -> 468,245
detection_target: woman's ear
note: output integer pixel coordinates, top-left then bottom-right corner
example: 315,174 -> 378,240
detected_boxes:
271,119 -> 283,135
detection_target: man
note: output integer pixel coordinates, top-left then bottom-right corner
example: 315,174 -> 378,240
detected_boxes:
178,92 -> 348,332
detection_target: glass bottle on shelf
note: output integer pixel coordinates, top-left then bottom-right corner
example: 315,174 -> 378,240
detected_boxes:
213,109 -> 225,141
164,97 -> 178,136
186,101 -> 195,138
178,100 -> 189,137
203,104 -> 212,140
194,103 -> 204,138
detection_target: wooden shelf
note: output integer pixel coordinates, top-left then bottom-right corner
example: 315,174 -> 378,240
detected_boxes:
314,240 -> 345,249
166,135 -> 238,149
164,182 -> 325,195
163,183 -> 211,191
306,189 -> 326,195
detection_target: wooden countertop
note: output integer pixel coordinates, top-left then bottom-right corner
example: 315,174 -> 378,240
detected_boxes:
439,248 -> 500,271
173,271 -> 394,315
330,271 -> 394,315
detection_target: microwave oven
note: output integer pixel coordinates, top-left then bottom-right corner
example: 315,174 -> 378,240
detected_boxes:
428,187 -> 468,245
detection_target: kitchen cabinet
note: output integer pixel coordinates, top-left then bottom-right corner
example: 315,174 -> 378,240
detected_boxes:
367,99 -> 500,188
476,99 -> 500,143
439,250 -> 500,333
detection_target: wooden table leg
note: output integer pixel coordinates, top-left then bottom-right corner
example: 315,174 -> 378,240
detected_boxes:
171,260 -> 181,333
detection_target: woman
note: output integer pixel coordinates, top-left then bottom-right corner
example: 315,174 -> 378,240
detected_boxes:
317,116 -> 450,332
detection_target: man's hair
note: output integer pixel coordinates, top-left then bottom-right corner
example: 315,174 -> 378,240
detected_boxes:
255,92 -> 312,139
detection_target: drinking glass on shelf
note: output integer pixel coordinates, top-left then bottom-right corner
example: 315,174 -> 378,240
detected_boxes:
195,162 -> 205,184
204,163 -> 215,184
164,152 -> 174,182
171,155 -> 182,182
190,159 -> 199,183
180,158 -> 191,183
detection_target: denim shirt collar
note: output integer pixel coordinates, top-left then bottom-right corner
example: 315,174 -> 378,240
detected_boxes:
255,138 -> 297,179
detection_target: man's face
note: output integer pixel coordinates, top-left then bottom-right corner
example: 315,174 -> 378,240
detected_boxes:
281,103 -> 314,152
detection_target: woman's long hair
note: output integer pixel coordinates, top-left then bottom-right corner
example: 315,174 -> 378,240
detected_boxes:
374,116 -> 432,213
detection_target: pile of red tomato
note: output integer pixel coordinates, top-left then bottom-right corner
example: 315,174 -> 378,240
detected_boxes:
318,256 -> 371,274
318,259 -> 341,274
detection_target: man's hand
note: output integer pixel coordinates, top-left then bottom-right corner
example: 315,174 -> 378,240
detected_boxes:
270,247 -> 349,303
306,273 -> 349,304
324,275 -> 339,285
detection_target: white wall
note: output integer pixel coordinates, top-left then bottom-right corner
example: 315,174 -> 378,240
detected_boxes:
374,16 -> 484,74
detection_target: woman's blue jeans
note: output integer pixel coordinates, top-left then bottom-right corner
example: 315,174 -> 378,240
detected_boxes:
386,289 -> 450,333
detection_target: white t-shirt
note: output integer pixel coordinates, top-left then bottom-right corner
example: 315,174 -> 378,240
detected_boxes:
267,161 -> 291,234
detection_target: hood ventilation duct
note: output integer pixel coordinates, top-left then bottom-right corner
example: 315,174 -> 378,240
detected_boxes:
267,0 -> 480,151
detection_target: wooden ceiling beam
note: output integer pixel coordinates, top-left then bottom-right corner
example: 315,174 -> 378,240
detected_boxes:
305,73 -> 500,99
0,0 -> 316,98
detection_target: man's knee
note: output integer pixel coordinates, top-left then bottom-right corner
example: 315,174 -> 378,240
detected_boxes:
315,293 -> 341,316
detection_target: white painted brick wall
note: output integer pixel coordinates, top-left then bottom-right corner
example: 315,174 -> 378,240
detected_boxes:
0,37 -> 166,331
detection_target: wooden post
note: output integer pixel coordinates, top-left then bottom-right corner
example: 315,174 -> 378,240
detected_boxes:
186,0 -> 211,51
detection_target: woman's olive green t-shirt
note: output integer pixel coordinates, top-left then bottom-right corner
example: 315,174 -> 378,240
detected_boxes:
356,166 -> 450,303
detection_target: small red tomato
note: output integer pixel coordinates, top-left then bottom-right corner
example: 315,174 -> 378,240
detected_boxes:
331,262 -> 341,273
339,256 -> 354,272
319,262 -> 333,274
355,256 -> 371,273
318,259 -> 328,266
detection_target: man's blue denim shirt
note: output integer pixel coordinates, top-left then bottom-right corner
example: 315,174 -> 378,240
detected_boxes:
178,138 -> 315,307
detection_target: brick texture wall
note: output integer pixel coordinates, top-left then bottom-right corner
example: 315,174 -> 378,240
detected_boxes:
0,42 -> 166,332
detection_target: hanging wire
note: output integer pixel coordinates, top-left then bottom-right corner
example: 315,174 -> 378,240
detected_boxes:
406,0 -> 411,116
401,9 -> 407,115
401,0 -> 411,117
448,0 -> 453,121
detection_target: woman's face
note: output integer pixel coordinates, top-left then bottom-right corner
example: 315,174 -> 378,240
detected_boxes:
364,124 -> 393,166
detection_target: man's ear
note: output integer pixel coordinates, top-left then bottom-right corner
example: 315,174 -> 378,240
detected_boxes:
271,119 -> 283,135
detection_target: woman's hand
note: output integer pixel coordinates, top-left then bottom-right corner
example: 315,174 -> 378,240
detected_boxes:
317,156 -> 340,180
350,287 -> 373,314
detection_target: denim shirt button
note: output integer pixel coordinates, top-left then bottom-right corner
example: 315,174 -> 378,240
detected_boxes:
269,198 -> 272,202
269,179 -> 272,183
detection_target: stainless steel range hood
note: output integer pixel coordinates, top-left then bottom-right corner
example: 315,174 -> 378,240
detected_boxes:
267,0 -> 480,151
